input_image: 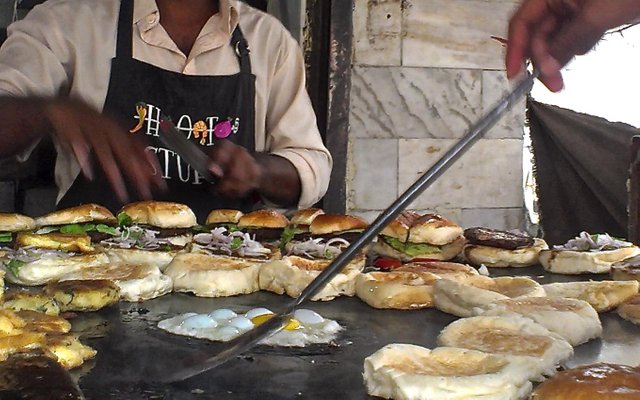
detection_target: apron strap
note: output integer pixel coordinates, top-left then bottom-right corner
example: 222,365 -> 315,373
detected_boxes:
116,0 -> 134,59
231,26 -> 252,74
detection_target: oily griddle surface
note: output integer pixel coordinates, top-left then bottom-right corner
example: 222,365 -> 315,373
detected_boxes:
65,266 -> 640,400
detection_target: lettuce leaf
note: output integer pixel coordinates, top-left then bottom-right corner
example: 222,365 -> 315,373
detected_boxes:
0,232 -> 12,243
96,224 -> 118,236
382,236 -> 441,257
117,212 -> 133,227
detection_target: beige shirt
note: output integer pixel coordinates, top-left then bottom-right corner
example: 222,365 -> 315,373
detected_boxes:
0,0 -> 332,208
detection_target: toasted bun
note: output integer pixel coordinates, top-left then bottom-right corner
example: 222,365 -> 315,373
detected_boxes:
258,255 -> 364,301
58,263 -> 172,302
464,238 -> 548,268
205,209 -> 244,225
309,214 -> 368,235
408,214 -> 463,246
479,297 -> 602,346
237,209 -> 289,229
35,204 -> 116,227
437,315 -> 573,381
542,280 -> 639,312
119,201 -> 196,228
0,213 -> 36,232
433,277 -> 545,317
363,345 -> 533,400
4,253 -> 110,286
531,363 -> 640,400
165,253 -> 262,297
373,235 -> 465,262
102,247 -> 180,272
378,211 -> 422,240
618,294 -> 640,325
44,280 -> 120,312
290,208 -> 325,226
539,246 -> 640,274
355,269 -> 440,309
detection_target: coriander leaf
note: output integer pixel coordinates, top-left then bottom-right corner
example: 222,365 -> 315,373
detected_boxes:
96,224 -> 118,236
225,224 -> 240,233
229,237 -> 243,250
6,259 -> 25,277
279,225 -> 296,250
117,212 -> 133,227
0,232 -> 12,243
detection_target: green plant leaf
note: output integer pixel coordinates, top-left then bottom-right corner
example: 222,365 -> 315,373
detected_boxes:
0,232 -> 12,243
117,212 -> 133,227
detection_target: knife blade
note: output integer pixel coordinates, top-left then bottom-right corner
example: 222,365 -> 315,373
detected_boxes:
158,118 -> 217,184
160,70 -> 538,384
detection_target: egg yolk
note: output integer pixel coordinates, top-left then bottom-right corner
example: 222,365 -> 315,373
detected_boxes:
250,314 -> 301,331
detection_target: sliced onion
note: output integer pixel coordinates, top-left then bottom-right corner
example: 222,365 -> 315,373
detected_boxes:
555,231 -> 633,252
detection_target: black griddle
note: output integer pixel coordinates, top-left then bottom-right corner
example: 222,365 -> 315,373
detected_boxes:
63,266 -> 640,399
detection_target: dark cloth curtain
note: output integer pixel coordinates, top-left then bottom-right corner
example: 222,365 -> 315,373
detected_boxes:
528,99 -> 640,245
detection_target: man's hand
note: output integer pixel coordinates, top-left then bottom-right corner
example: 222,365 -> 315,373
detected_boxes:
44,99 -> 166,202
208,140 -> 301,206
507,0 -> 640,92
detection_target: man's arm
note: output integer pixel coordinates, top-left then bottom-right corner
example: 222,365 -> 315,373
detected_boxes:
507,0 -> 640,92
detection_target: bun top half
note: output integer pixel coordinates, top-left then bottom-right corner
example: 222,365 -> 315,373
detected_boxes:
0,213 -> 36,232
309,214 -> 368,235
290,208 -> 325,226
206,209 -> 244,225
238,209 -> 289,229
380,212 -> 462,246
35,204 -> 116,227
119,201 -> 196,228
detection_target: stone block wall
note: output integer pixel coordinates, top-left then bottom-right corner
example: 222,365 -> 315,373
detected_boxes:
348,0 -> 526,230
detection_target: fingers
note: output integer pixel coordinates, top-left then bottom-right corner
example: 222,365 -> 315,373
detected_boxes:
531,16 -> 564,91
208,140 -> 261,199
506,0 -> 551,78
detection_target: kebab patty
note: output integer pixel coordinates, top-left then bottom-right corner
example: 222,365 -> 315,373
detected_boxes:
464,227 -> 534,250
44,280 -> 120,312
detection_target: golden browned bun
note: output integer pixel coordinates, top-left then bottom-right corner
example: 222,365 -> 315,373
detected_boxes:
309,214 -> 368,235
237,209 -> 289,229
379,211 -> 421,240
2,291 -> 60,316
408,214 -> 464,246
205,209 -> 244,225
290,208 -> 325,226
0,213 -> 36,232
355,269 -> 438,309
464,238 -> 549,268
373,235 -> 466,262
35,204 -> 115,227
618,294 -> 640,325
258,254 -> 364,301
530,363 -> 640,400
16,310 -> 71,334
44,280 -> 120,312
119,201 -> 197,228
0,332 -> 46,362
0,309 -> 26,336
43,334 -> 97,369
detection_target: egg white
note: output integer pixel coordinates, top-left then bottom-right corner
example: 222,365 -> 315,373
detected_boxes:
158,307 -> 342,347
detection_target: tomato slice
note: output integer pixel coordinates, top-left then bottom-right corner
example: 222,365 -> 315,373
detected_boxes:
373,257 -> 402,270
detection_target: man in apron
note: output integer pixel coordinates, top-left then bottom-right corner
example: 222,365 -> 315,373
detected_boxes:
0,0 -> 332,221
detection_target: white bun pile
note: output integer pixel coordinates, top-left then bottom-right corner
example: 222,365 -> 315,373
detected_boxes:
433,276 -> 545,317
437,315 -> 573,381
363,344 -> 533,400
542,280 -> 639,312
478,296 -> 602,346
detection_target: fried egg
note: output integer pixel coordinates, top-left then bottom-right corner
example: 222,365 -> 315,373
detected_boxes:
158,307 -> 342,347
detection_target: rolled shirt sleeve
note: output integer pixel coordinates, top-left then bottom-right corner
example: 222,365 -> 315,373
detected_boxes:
262,29 -> 332,209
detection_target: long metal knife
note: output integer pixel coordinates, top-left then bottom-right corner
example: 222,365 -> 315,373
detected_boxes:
160,70 -> 538,384
158,118 -> 217,184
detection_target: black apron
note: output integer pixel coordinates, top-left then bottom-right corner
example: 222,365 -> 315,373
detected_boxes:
58,0 -> 257,221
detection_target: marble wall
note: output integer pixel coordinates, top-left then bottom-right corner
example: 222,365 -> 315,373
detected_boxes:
348,0 -> 526,230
